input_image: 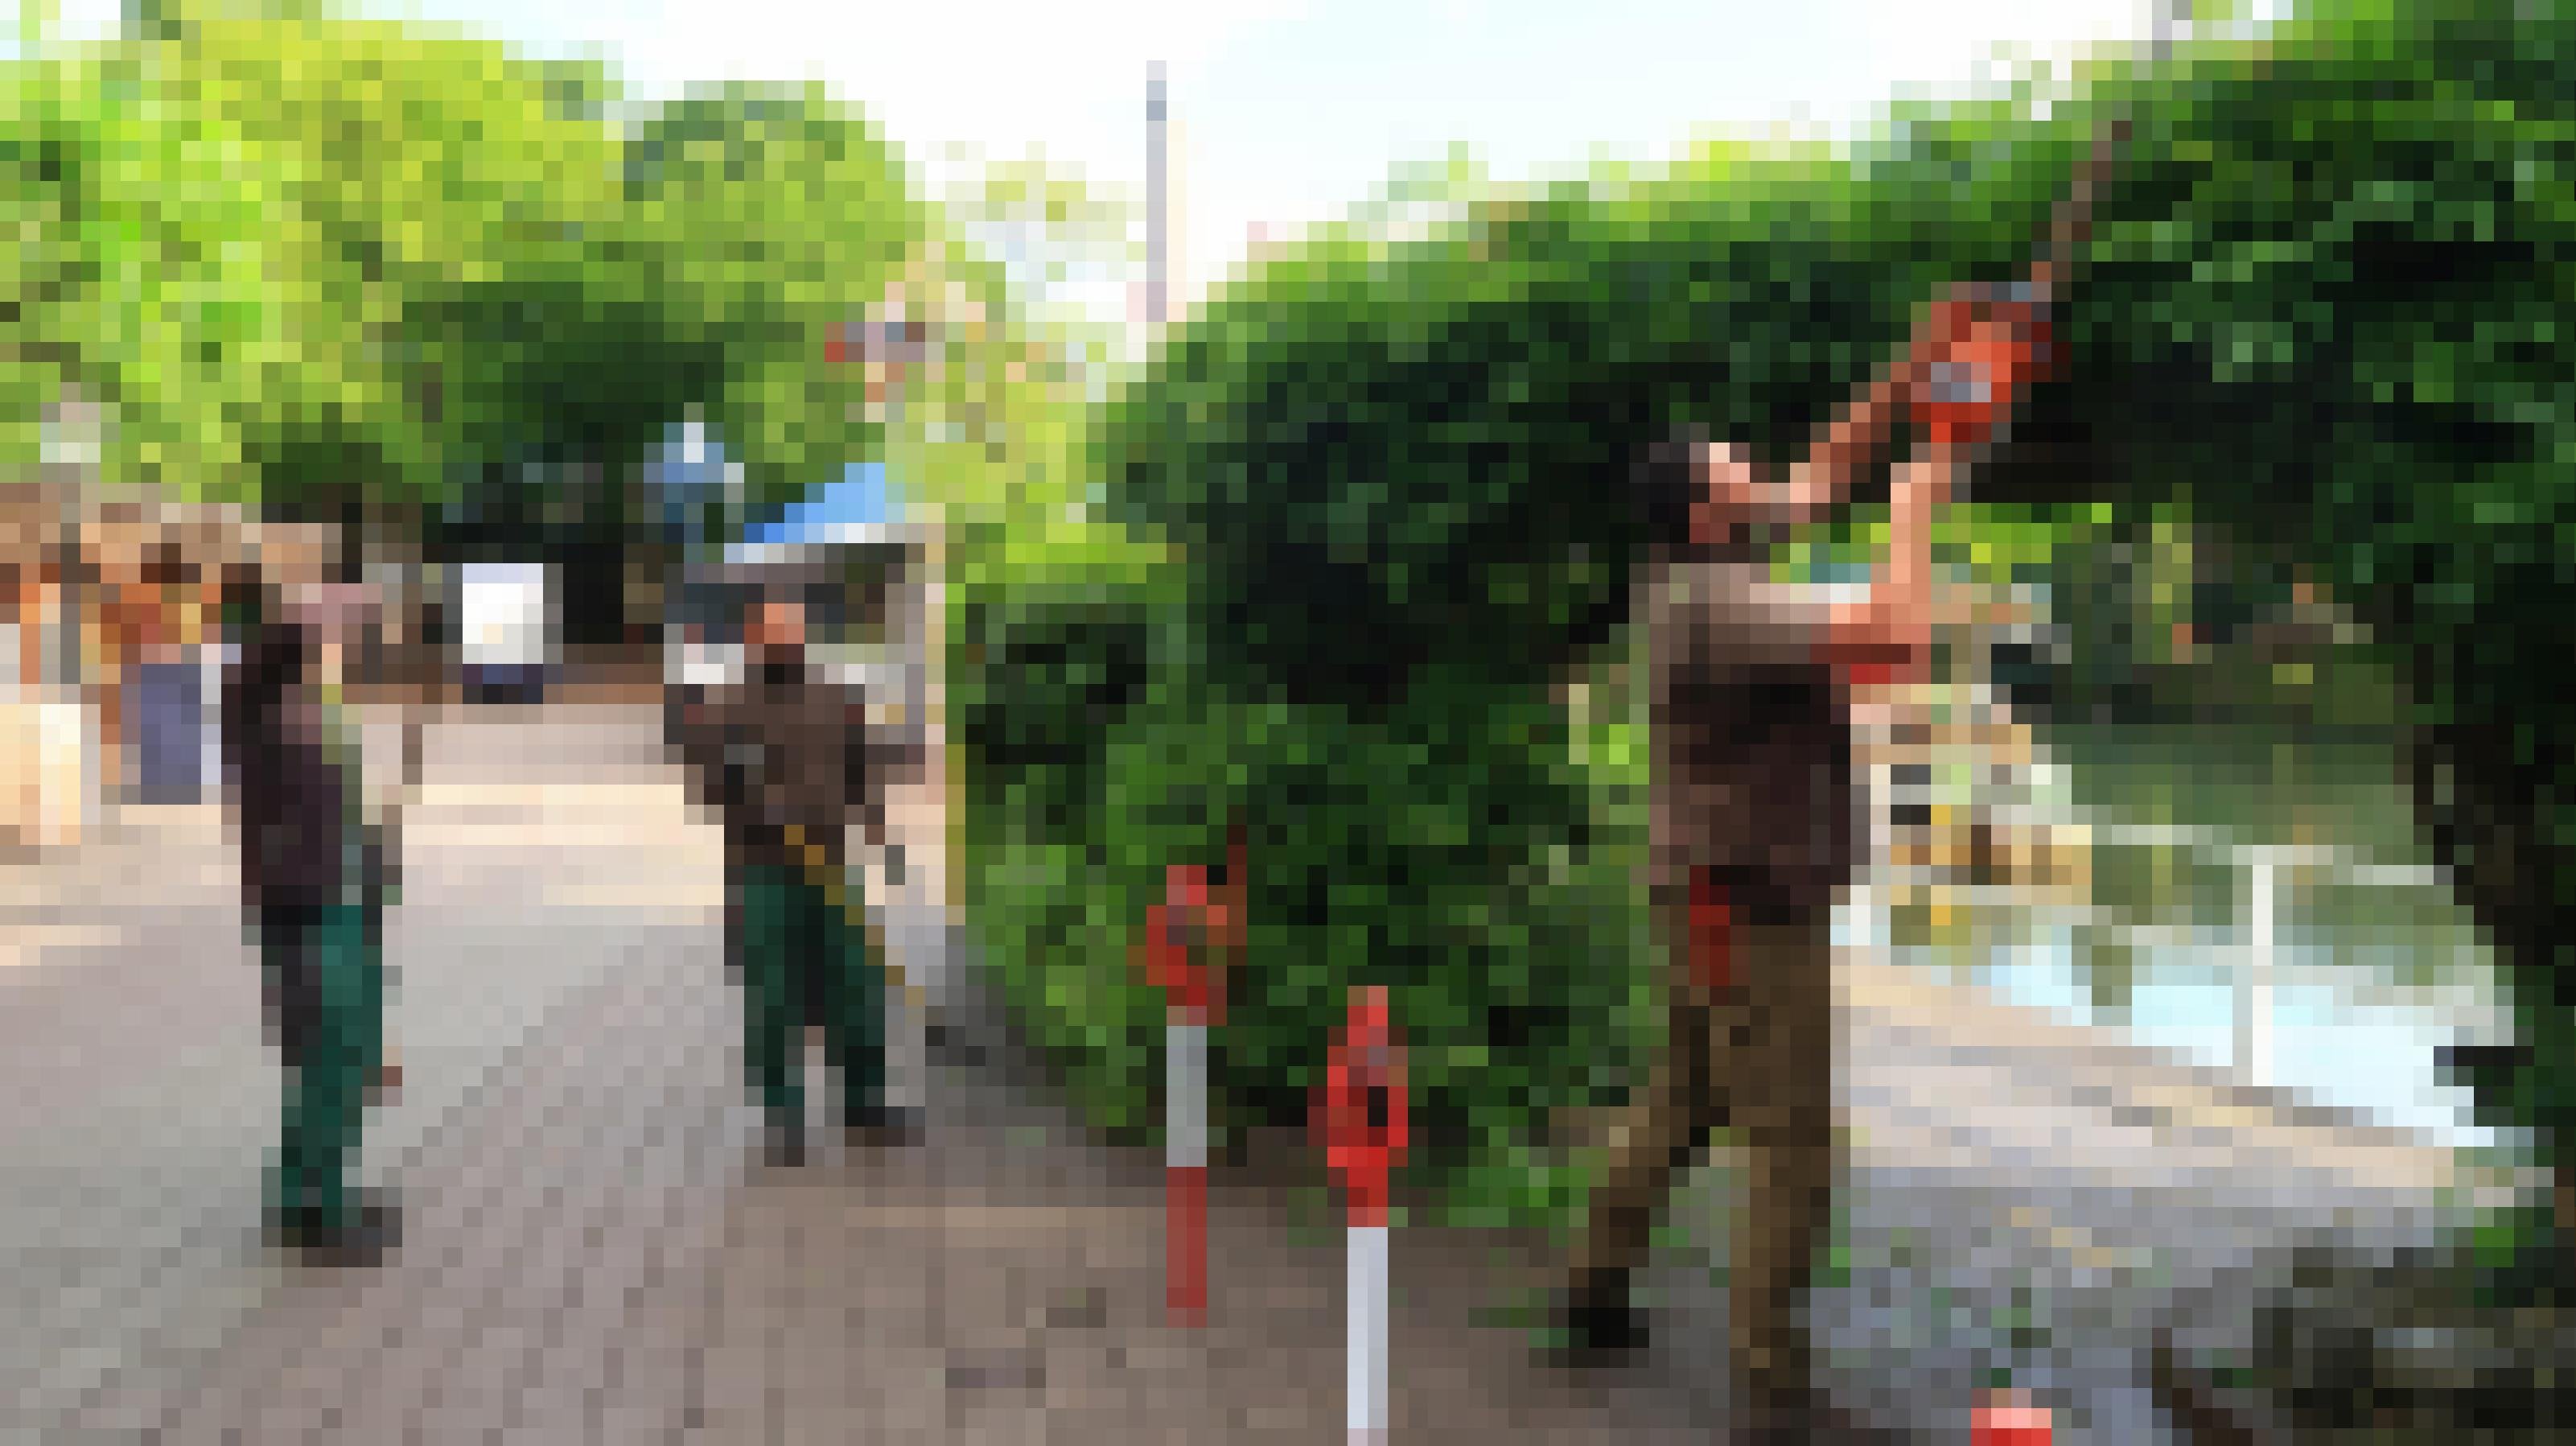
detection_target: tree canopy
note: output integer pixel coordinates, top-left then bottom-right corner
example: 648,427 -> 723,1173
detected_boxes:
5,7 -> 956,560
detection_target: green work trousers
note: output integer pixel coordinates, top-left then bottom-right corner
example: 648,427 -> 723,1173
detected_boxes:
261,900 -> 384,1232
732,862 -> 886,1131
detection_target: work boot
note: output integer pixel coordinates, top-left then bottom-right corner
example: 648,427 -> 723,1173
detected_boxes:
845,1104 -> 926,1149
1738,1384 -> 1895,1445
759,1123 -> 808,1168
1541,1279 -> 1650,1366
266,1190 -> 401,1268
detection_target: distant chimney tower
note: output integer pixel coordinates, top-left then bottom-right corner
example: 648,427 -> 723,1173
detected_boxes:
1147,60 -> 1169,329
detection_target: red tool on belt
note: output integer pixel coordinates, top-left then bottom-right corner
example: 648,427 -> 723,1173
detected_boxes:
1687,869 -> 1738,995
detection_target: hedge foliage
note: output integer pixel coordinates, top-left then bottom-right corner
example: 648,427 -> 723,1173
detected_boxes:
961,561 -> 1661,1213
964,0 -> 2576,1219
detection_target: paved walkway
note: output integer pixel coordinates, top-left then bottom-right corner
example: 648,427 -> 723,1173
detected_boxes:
0,705 -> 2528,1444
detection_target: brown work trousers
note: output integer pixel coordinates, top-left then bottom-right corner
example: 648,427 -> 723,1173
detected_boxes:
1570,886 -> 1837,1420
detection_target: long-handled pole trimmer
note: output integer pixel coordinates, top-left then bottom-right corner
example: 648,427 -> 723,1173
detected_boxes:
786,818 -> 919,1007
1930,0 -> 2184,455
1952,4 -> 2185,1440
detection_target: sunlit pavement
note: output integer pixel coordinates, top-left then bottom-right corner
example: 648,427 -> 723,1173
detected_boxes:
0,704 -> 2529,1443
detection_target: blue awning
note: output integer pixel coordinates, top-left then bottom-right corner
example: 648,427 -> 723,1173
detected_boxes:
741,461 -> 907,547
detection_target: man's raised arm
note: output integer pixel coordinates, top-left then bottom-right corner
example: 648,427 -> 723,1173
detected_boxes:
1726,346 -> 1922,531
1683,446 -> 1957,676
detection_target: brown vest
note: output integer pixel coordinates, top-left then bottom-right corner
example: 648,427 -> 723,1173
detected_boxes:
1645,555 -> 1858,914
677,664 -> 872,871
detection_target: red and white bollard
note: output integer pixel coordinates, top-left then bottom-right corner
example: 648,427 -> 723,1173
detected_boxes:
1972,1387 -> 2054,1446
1142,863 -> 1228,1326
1318,986 -> 1406,1445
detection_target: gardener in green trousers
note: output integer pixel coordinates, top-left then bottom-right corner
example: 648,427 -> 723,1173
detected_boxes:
674,585 -> 925,1166
221,571 -> 401,1265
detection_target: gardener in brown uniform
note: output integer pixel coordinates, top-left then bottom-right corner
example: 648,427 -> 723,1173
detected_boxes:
673,583 -> 928,1166
1549,282 -> 2051,1441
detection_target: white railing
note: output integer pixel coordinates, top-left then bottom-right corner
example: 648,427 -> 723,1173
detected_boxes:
1824,575 -> 2492,1109
1866,768 -> 2470,1091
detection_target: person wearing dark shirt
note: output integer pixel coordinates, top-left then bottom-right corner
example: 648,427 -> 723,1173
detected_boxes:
220,571 -> 399,1266
672,588 -> 928,1166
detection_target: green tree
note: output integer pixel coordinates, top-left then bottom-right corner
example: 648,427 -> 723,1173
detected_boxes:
5,34 -> 292,497
6,4 -> 639,533
618,82 -> 923,520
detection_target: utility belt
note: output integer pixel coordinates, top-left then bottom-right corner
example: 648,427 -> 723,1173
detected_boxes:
729,821 -> 850,871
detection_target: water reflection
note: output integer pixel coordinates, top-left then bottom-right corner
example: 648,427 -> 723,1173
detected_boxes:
1848,722 -> 2510,1149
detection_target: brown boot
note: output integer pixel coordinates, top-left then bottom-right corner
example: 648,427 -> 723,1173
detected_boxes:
845,1104 -> 926,1149
1541,1275 -> 1650,1366
266,1189 -> 402,1268
759,1123 -> 809,1168
1737,1383 -> 1899,1445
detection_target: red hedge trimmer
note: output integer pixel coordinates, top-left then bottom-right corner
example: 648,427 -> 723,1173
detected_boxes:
1916,0 -> 2184,458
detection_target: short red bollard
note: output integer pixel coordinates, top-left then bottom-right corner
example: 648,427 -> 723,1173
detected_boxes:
1317,987 -> 1406,1444
1140,863 -> 1230,1327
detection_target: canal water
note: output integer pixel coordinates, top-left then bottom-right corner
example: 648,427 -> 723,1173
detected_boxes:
1841,719 -> 2511,1151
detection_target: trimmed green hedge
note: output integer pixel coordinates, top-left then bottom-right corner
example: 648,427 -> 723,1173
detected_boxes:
965,0 -> 2576,1232
962,576 -> 1661,1204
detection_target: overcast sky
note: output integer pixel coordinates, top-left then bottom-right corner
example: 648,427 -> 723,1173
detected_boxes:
32,0 -> 2286,315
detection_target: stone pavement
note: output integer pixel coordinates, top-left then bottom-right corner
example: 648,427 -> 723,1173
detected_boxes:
0,703 -> 2529,1444
10,706 -> 1730,1444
